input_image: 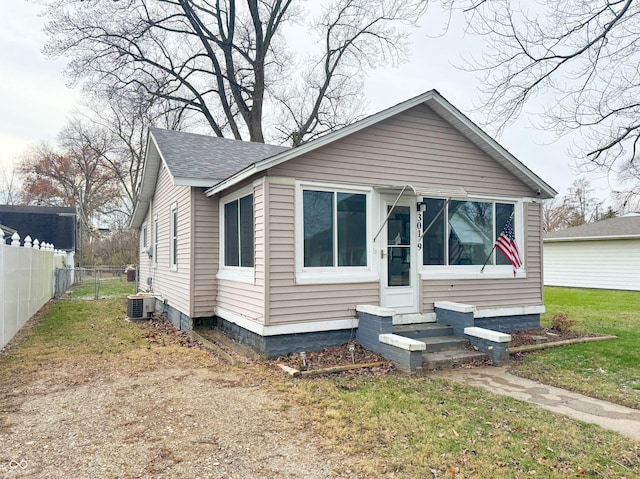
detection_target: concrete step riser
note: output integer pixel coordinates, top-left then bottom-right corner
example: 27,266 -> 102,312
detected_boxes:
419,337 -> 470,353
422,351 -> 489,370
392,325 -> 453,339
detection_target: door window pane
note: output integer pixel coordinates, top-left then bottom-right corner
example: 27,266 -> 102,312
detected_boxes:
337,192 -> 366,266
388,246 -> 411,286
387,206 -> 410,245
304,190 -> 334,267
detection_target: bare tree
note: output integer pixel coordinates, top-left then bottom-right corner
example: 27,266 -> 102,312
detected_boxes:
542,198 -> 570,233
18,121 -> 122,235
0,167 -> 22,205
614,156 -> 640,213
80,92 -> 189,216
43,0 -> 426,146
443,0 -> 640,193
563,178 -> 603,227
543,177 -> 607,232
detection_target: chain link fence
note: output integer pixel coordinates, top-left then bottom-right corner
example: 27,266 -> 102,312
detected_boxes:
68,266 -> 138,299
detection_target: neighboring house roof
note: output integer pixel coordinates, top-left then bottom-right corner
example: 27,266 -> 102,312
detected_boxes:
0,223 -> 17,243
0,205 -> 77,251
544,215 -> 640,242
130,89 -> 557,229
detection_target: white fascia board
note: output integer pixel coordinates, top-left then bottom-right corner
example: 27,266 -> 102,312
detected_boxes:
130,133 -> 161,229
427,98 -> 557,199
205,165 -> 259,197
172,177 -> 221,187
214,306 -> 358,336
544,235 -> 640,242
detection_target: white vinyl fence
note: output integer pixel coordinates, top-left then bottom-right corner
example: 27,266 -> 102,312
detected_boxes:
0,230 -> 68,349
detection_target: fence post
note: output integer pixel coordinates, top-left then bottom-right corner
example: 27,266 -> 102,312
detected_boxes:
11,232 -> 20,247
0,229 -> 4,349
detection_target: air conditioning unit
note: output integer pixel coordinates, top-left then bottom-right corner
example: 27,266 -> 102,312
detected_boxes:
127,294 -> 156,319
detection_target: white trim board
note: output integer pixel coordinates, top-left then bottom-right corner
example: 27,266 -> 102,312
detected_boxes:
215,306 -> 358,337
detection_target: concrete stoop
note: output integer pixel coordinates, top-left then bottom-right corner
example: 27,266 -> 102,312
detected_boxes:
356,304 -> 508,372
394,325 -> 490,370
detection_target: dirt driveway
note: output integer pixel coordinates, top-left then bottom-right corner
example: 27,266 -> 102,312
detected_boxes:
0,305 -> 357,479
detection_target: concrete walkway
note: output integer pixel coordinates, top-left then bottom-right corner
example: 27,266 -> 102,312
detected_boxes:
433,366 -> 640,441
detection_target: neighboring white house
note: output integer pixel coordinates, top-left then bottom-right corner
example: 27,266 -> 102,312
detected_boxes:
543,214 -> 640,291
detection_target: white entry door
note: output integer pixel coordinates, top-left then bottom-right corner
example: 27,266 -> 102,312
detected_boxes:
379,196 -> 419,314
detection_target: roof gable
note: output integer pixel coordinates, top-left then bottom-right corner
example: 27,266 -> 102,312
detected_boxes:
205,90 -> 557,199
545,215 -> 640,241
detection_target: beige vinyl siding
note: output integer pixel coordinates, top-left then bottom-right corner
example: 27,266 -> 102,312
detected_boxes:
147,165 -> 192,316
191,189 -> 218,317
216,181 -> 265,322
270,104 -> 535,197
267,183 -> 378,325
421,201 -> 544,311
544,238 -> 640,291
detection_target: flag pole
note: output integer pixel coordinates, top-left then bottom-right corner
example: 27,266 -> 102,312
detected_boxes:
480,244 -> 497,273
480,211 -> 515,273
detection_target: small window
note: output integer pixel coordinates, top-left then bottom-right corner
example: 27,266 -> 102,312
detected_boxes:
303,190 -> 367,268
153,215 -> 158,267
142,225 -> 148,249
224,194 -> 254,267
170,203 -> 178,268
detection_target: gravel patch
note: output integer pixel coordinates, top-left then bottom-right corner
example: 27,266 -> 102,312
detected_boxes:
0,365 -> 354,478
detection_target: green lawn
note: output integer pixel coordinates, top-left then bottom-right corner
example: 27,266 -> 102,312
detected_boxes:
2,296 -> 638,478
68,275 -> 137,298
286,375 -> 638,478
510,287 -> 640,409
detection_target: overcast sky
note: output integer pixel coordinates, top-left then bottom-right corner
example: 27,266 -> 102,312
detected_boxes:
0,2 -> 615,202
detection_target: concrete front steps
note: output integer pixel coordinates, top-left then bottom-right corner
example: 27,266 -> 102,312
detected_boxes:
392,323 -> 489,370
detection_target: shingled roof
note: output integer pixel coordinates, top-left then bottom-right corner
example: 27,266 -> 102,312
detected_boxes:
544,214 -> 640,241
150,128 -> 290,184
130,129 -> 290,228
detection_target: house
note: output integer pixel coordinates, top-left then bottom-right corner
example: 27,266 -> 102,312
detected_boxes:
130,90 -> 556,361
544,213 -> 640,291
0,223 -> 17,244
0,205 -> 77,252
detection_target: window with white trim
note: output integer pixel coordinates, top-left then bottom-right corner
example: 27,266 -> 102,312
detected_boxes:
223,193 -> 254,268
170,203 -> 178,269
303,189 -> 367,268
153,215 -> 158,267
141,224 -> 147,251
422,199 -> 517,267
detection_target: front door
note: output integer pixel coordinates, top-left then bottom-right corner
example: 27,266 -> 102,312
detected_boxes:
380,197 -> 419,314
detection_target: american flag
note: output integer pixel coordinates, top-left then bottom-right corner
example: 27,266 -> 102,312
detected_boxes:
495,218 -> 522,276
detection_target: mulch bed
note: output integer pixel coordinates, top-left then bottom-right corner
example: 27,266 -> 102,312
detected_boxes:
508,328 -> 600,348
138,315 -> 599,374
275,342 -> 396,376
